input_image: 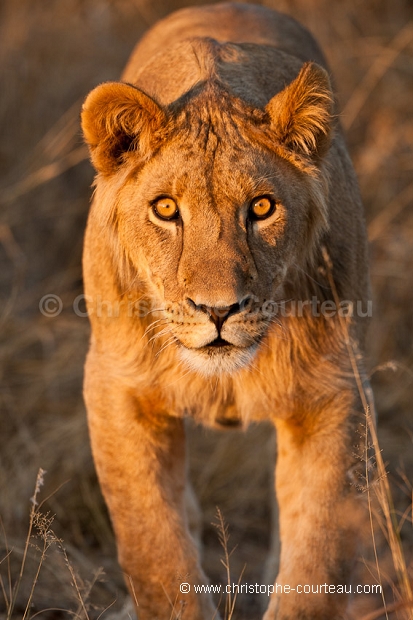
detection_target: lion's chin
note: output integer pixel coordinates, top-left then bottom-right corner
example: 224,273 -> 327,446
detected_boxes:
178,343 -> 258,376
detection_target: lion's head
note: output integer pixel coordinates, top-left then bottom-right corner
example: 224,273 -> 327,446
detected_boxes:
82,43 -> 333,376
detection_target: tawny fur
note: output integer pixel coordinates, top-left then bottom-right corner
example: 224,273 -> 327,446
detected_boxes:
81,3 -> 371,619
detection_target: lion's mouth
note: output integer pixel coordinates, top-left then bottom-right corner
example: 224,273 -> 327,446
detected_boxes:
172,325 -> 265,374
177,336 -> 238,352
197,336 -> 243,355
204,336 -> 232,348
177,337 -> 259,375
178,334 -> 260,354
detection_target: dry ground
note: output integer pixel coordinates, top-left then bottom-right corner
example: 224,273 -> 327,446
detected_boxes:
1,0 -> 412,618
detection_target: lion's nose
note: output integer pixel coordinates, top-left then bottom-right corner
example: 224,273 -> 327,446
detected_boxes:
187,299 -> 241,332
206,305 -> 233,331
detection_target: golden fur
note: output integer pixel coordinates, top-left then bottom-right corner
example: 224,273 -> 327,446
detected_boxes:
81,3 -> 371,619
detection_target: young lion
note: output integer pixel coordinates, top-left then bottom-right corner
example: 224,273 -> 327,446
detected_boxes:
81,3 -> 371,619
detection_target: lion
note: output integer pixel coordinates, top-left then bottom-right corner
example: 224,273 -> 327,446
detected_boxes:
81,3 -> 371,619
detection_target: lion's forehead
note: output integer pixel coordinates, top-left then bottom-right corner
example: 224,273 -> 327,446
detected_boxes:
132,139 -> 293,208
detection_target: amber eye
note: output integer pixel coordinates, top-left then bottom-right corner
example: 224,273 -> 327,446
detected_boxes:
152,197 -> 179,221
249,196 -> 276,220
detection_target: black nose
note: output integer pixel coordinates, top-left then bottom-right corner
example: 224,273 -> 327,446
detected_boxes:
187,299 -> 241,332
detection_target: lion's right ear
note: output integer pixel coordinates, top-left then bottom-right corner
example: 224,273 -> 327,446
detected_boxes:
81,82 -> 166,176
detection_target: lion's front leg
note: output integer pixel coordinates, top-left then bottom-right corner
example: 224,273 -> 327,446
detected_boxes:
264,389 -> 365,620
84,358 -> 217,620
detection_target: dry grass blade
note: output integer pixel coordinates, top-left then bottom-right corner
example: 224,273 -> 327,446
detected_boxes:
368,183 -> 413,242
7,468 -> 47,619
2,146 -> 88,204
126,573 -> 140,614
33,100 -> 83,161
213,507 -> 245,620
361,599 -> 413,620
0,470 -> 109,620
0,510 -> 14,607
322,247 -> 413,619
22,510 -> 60,620
58,543 -> 91,620
214,508 -> 233,619
129,0 -> 161,24
342,22 -> 413,130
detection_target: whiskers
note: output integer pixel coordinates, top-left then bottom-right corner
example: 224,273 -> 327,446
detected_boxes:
155,334 -> 179,358
268,316 -> 289,341
141,318 -> 169,341
142,307 -> 166,317
146,325 -> 173,348
141,315 -> 181,360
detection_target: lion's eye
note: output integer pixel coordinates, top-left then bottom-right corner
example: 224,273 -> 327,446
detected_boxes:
249,196 -> 276,220
152,197 -> 179,221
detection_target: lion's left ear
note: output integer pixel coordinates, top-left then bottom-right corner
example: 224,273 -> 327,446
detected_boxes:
81,82 -> 166,176
266,62 -> 333,159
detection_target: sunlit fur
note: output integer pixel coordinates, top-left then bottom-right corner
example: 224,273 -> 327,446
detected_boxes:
81,4 -> 371,620
179,342 -> 259,376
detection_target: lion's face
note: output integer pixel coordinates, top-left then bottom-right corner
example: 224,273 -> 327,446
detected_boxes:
117,140 -> 313,375
82,64 -> 332,375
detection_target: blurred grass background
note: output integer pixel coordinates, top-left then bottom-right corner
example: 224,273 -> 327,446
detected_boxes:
0,0 -> 412,618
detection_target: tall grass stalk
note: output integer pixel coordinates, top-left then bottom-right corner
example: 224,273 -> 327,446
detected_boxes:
322,247 -> 413,619
1,468 -> 47,620
214,507 -> 245,620
0,469 -> 101,620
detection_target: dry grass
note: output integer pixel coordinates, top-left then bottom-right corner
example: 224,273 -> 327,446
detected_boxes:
0,0 -> 412,618
322,246 -> 413,619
